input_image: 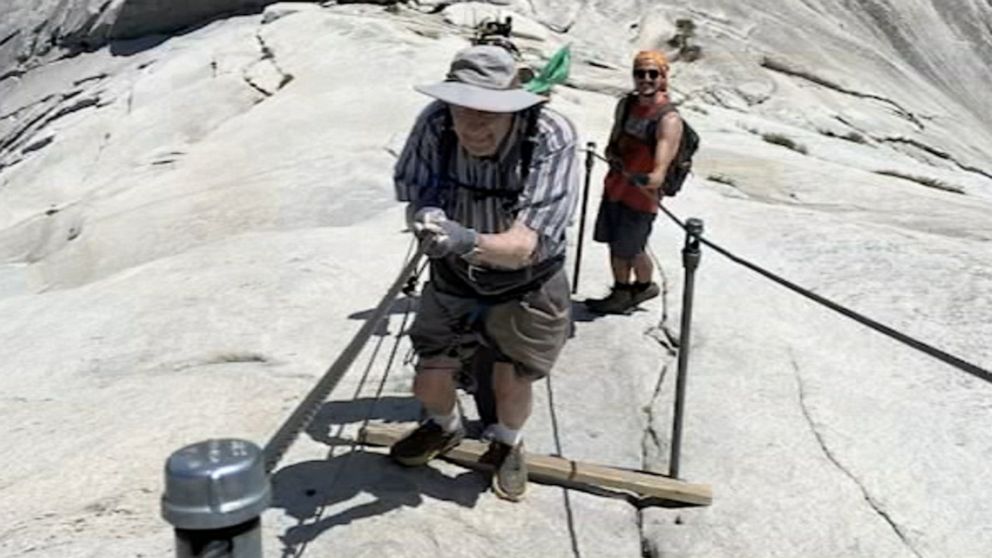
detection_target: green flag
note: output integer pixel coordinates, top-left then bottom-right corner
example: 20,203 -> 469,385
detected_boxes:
524,45 -> 571,95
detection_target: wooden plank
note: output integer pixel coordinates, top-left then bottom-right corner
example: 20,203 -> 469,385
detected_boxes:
360,423 -> 712,506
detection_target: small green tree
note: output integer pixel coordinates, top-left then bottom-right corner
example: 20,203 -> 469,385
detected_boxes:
667,18 -> 702,62
675,18 -> 696,39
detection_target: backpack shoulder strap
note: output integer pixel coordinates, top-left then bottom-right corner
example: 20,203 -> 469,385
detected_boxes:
426,106 -> 457,211
619,93 -> 637,128
438,106 -> 538,182
607,94 -> 635,156
434,107 -> 540,213
438,106 -> 456,179
519,106 -> 542,183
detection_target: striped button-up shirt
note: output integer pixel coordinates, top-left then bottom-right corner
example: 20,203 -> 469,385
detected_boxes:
394,100 -> 579,263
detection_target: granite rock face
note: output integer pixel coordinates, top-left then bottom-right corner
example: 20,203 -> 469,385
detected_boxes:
0,2 -> 990,557
0,0 -> 285,75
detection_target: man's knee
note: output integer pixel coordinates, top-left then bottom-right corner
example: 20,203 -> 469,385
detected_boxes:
413,356 -> 460,398
492,361 -> 543,397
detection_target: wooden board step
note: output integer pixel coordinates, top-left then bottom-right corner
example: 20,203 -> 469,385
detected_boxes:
359,423 -> 713,507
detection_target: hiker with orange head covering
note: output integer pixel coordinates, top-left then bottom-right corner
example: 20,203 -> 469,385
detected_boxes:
586,50 -> 684,314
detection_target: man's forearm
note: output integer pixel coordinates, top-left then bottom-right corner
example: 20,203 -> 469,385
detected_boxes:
471,222 -> 538,270
651,152 -> 676,177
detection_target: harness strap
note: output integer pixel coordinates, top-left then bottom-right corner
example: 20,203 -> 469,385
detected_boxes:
431,254 -> 565,304
432,106 -> 542,214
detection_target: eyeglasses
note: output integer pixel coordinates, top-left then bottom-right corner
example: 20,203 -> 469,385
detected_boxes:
633,69 -> 661,79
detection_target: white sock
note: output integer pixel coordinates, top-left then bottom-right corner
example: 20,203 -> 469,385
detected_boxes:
487,422 -> 523,446
429,408 -> 462,433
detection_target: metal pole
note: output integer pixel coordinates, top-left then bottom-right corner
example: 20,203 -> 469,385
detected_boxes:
162,439 -> 271,557
572,141 -> 596,294
669,218 -> 704,479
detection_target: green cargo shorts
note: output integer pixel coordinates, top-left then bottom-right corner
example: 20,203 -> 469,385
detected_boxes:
408,268 -> 571,380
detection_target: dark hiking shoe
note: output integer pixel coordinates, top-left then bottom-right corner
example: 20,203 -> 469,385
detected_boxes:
390,420 -> 465,467
630,281 -> 661,306
483,441 -> 527,502
586,284 -> 633,315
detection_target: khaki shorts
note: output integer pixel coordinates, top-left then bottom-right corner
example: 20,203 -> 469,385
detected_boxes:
408,268 -> 571,380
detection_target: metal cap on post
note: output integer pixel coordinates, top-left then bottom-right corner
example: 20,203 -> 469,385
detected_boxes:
162,439 -> 270,557
684,218 -> 704,265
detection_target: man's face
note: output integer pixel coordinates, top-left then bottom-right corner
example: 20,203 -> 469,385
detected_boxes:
450,105 -> 514,157
633,63 -> 667,96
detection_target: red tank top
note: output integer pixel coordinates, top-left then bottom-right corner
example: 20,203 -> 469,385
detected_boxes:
603,95 -> 669,214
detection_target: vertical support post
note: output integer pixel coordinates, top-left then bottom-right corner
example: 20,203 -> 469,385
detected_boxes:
669,218 -> 704,479
572,141 -> 596,294
162,439 -> 271,558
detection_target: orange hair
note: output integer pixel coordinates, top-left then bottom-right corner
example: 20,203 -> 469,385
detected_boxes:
633,50 -> 669,72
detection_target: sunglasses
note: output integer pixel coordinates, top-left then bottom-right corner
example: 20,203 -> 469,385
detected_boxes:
633,69 -> 661,79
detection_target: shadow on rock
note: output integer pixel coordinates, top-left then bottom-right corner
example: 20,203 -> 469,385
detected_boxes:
347,295 -> 420,337
571,299 -> 653,324
272,450 -> 486,554
570,299 -> 606,323
109,35 -> 171,56
305,395 -> 421,446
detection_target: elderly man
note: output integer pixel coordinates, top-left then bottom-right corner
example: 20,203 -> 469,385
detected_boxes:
587,50 -> 684,314
391,45 -> 578,502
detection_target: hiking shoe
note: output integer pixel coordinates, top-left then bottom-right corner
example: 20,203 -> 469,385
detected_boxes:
630,281 -> 661,306
390,420 -> 465,467
586,284 -> 633,314
483,441 -> 528,502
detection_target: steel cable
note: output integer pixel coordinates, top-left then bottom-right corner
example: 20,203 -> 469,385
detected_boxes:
263,244 -> 425,473
586,149 -> 992,385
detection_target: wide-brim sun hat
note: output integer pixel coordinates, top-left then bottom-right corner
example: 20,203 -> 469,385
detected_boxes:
415,45 -> 546,113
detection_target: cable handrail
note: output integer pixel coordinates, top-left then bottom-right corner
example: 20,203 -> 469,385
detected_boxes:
262,246 -> 425,473
585,149 -> 992,385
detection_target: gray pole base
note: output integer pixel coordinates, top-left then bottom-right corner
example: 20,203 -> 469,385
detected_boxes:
174,519 -> 262,558
669,218 -> 704,480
